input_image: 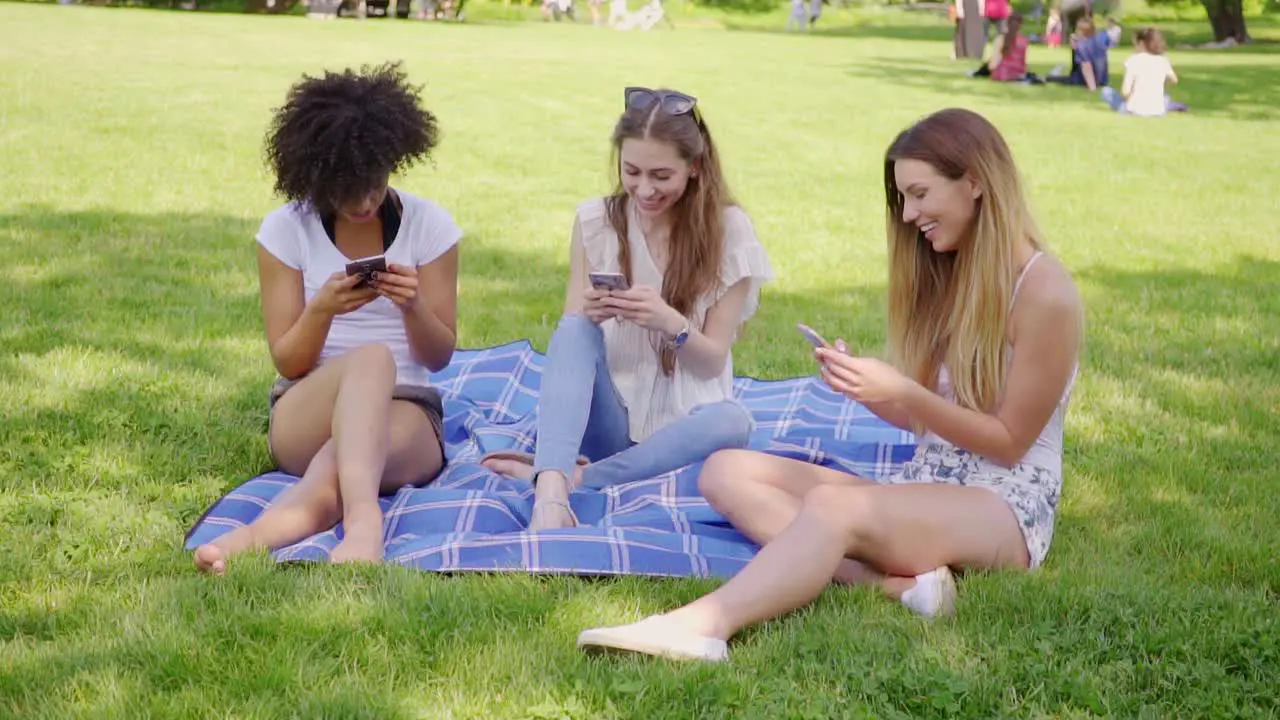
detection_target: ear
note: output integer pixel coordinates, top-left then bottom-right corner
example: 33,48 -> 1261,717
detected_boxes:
966,173 -> 983,200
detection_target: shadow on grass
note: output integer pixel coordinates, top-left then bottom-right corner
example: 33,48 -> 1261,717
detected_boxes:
1058,255 -> 1279,589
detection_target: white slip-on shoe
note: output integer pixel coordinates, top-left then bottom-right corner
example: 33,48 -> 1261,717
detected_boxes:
577,615 -> 729,662
900,566 -> 958,619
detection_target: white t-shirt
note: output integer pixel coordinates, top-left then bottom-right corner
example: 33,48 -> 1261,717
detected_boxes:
255,190 -> 462,388
1124,52 -> 1174,117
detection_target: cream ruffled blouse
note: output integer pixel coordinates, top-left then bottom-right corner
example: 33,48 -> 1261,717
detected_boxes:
576,197 -> 774,441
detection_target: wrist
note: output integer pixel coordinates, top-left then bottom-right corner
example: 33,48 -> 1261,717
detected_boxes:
896,379 -> 925,409
664,310 -> 687,339
400,295 -> 427,317
303,300 -> 334,321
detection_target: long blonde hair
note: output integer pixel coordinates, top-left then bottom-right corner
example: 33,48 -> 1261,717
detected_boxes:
883,108 -> 1042,415
605,94 -> 733,375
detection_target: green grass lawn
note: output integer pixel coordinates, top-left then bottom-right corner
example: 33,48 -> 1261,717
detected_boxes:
2,3 -> 1278,718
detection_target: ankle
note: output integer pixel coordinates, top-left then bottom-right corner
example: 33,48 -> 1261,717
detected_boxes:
534,471 -> 570,497
342,503 -> 384,532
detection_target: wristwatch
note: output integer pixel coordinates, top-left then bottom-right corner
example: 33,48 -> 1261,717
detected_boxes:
669,323 -> 690,349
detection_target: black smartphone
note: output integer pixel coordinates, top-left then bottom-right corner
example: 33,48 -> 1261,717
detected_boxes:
345,255 -> 387,289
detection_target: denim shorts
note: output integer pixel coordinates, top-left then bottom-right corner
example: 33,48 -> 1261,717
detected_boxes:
268,377 -> 446,455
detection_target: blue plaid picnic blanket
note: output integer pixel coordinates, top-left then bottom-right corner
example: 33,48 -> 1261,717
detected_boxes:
185,340 -> 916,579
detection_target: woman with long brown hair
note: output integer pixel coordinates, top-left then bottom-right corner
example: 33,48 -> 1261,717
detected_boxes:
578,108 -> 1082,661
482,87 -> 773,531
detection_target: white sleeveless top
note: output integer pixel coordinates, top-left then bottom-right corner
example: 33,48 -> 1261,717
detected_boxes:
921,252 -> 1077,477
577,197 -> 774,441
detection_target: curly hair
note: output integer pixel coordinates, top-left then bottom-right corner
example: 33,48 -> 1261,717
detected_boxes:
265,62 -> 439,216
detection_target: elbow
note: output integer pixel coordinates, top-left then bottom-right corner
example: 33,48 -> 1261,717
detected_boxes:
416,337 -> 456,373
993,438 -> 1034,468
423,349 -> 454,374
271,349 -> 311,381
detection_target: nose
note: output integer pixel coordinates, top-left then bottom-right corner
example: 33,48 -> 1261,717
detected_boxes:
900,197 -> 919,224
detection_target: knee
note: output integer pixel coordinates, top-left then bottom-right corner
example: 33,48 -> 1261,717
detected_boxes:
347,343 -> 397,379
800,485 -> 877,545
554,313 -> 604,346
697,448 -> 757,509
699,402 -> 754,451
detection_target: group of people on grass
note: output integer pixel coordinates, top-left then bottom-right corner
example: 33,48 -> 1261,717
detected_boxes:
192,62 -> 1084,662
964,1 -> 1187,117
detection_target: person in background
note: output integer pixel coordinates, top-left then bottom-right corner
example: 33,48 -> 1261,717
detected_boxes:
1102,27 -> 1188,115
1048,16 -> 1109,91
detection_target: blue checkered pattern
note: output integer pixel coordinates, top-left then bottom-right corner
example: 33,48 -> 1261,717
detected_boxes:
185,341 -> 916,579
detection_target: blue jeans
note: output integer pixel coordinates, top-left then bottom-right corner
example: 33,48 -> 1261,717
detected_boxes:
1101,86 -> 1185,115
532,314 -> 753,489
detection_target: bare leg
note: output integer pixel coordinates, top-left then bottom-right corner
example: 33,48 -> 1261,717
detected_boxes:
665,482 -> 1030,641
194,440 -> 341,574
194,343 -> 444,572
328,346 -> 397,563
697,450 -> 913,595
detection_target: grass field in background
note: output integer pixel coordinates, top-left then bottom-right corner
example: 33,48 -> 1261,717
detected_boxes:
1,4 -> 1277,717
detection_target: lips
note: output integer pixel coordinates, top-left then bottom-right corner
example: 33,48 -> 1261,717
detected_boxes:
919,221 -> 939,240
637,197 -> 665,212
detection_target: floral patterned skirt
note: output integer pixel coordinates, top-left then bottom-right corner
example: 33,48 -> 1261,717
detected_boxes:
884,442 -> 1061,568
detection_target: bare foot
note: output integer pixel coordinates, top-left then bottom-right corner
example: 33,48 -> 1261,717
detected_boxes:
483,457 -> 586,488
528,471 -> 577,531
482,457 -> 536,482
330,527 -> 385,564
193,544 -> 227,575
528,498 -> 578,531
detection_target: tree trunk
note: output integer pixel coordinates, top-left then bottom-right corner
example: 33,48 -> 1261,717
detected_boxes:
1203,0 -> 1250,42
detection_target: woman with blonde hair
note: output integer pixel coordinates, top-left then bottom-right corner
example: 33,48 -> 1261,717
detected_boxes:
577,108 -> 1082,661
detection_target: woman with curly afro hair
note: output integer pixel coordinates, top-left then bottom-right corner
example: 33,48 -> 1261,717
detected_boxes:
195,62 -> 462,572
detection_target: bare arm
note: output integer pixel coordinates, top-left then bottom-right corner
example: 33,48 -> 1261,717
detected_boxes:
257,245 -> 335,380
670,279 -> 751,380
896,272 -> 1081,466
399,245 -> 459,372
1081,61 -> 1098,91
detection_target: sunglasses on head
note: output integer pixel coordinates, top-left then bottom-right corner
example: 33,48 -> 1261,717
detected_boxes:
624,86 -> 703,125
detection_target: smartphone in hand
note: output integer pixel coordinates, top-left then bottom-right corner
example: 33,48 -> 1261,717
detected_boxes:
345,255 -> 387,289
589,272 -> 630,292
796,323 -> 831,350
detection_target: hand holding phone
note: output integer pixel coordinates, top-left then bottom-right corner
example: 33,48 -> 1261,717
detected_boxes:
796,323 -> 831,350
345,254 -> 388,290
589,272 -> 630,292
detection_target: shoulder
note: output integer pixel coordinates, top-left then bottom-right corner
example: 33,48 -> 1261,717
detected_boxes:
576,196 -> 610,224
1012,254 -> 1082,340
259,201 -> 310,234
255,201 -> 314,265
721,204 -> 758,245
575,196 -> 614,242
396,190 -> 462,264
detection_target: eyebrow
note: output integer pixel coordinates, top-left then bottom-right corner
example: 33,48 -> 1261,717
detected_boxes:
623,162 -> 675,174
902,183 -> 927,194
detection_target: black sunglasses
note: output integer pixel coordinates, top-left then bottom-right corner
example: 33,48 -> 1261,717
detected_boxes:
624,86 -> 704,125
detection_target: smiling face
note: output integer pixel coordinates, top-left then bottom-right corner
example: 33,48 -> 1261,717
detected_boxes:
893,158 -> 981,254
620,137 -> 693,221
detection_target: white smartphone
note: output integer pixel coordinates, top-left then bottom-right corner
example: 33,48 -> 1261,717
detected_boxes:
589,272 -> 630,292
796,323 -> 831,350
